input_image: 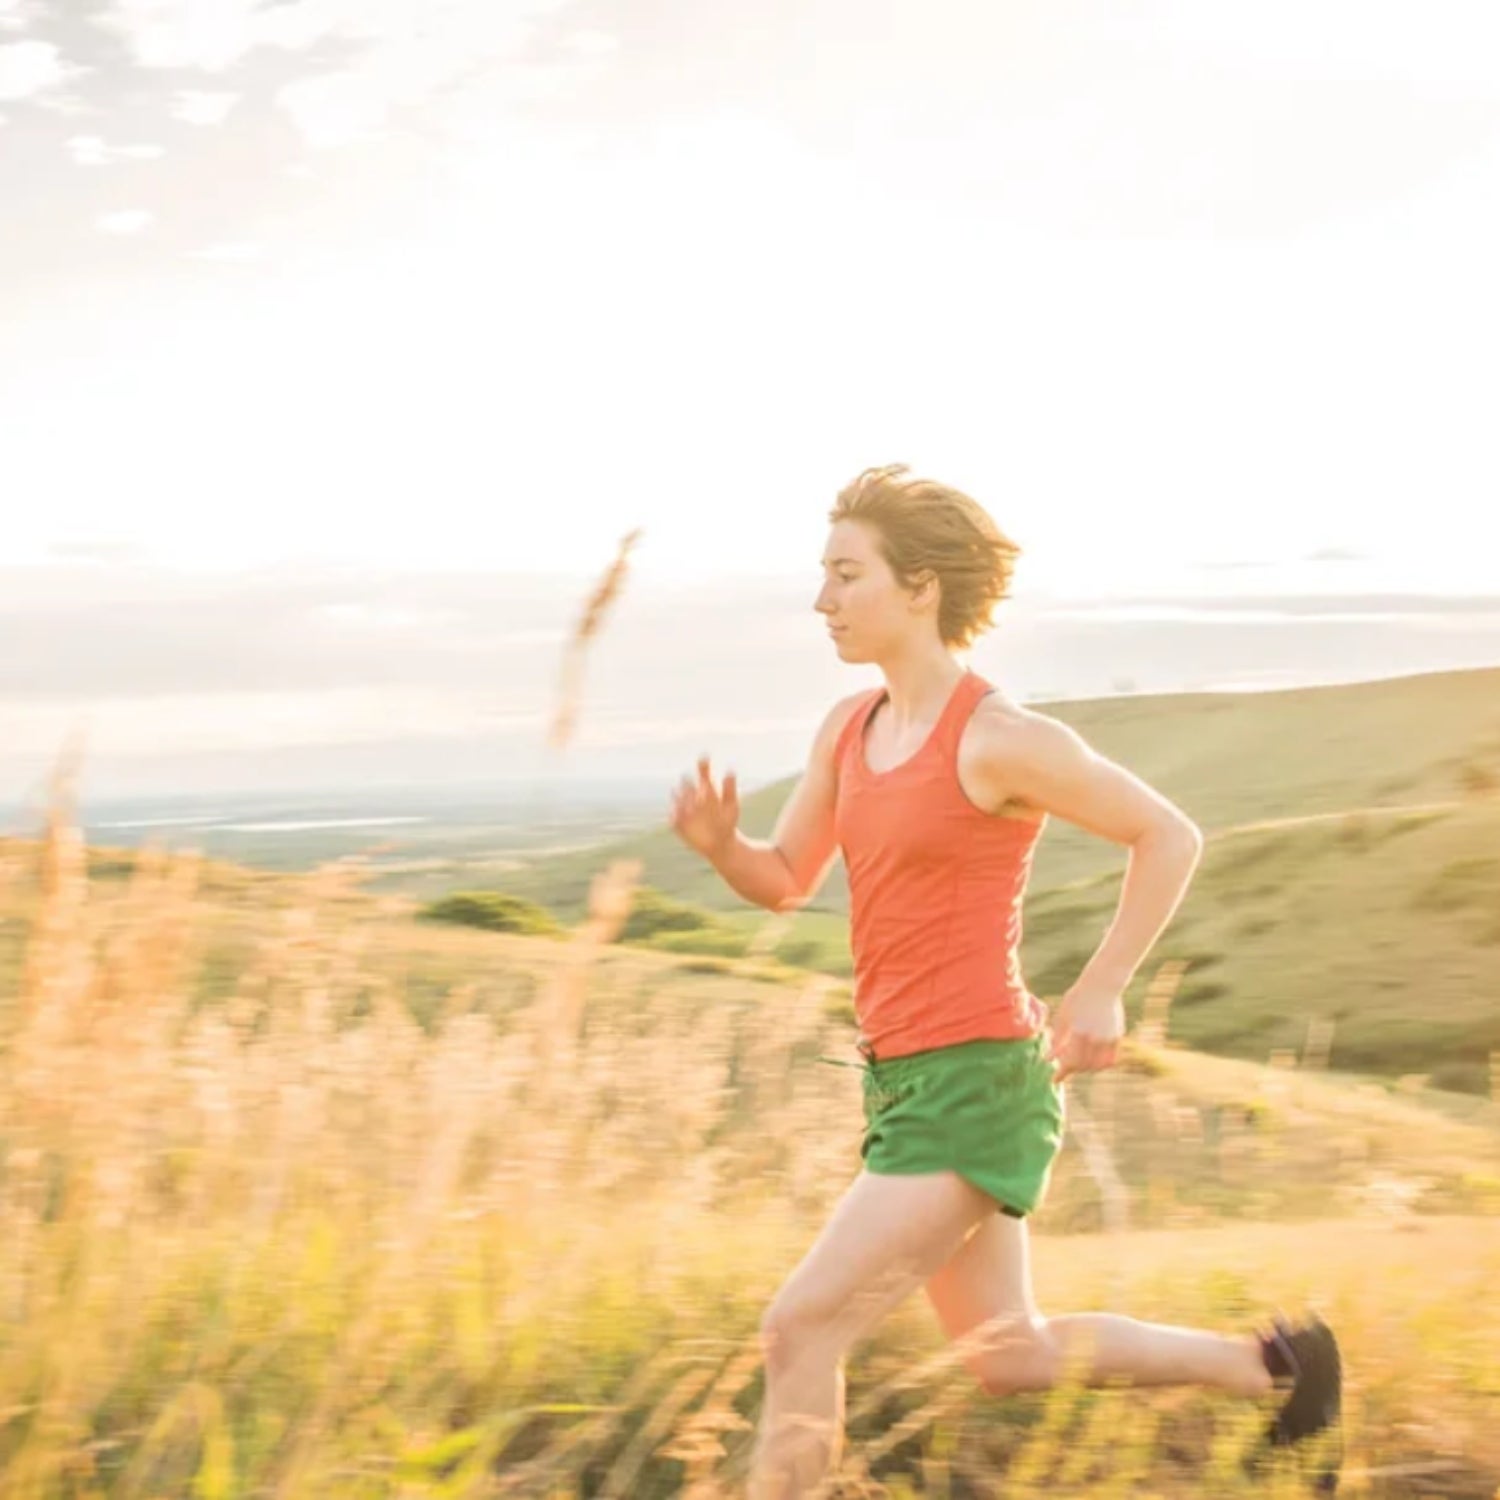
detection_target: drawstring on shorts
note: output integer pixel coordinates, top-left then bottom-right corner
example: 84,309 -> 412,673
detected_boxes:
816,1037 -> 878,1072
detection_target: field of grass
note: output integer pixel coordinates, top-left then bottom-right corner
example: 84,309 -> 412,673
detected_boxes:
2,778 -> 1499,1496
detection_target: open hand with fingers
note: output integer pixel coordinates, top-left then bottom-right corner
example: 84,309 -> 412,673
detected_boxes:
1046,982 -> 1126,1084
668,755 -> 740,861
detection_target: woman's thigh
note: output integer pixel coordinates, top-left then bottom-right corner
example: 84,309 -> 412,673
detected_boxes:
923,1210 -> 1041,1378
764,1169 -> 995,1351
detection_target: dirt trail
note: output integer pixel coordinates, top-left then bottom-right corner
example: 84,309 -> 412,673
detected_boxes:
1209,798 -> 1470,840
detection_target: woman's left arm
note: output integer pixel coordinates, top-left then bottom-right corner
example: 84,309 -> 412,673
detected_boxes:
985,710 -> 1205,1082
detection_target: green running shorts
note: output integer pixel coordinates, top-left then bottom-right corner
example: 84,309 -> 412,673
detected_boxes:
841,1034 -> 1066,1219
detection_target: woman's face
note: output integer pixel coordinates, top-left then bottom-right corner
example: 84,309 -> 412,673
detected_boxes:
815,518 -> 933,661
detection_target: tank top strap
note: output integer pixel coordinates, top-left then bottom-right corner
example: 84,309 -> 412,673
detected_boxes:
832,687 -> 885,774
932,669 -> 993,762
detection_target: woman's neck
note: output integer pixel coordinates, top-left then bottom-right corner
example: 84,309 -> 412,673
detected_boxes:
876,652 -> 968,730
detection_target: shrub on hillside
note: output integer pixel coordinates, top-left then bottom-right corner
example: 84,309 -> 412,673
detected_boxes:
1337,812 -> 1370,848
1459,759 -> 1498,798
419,891 -> 564,937
637,927 -> 748,958
1174,980 -> 1232,1008
1414,858 -> 1500,915
617,887 -> 719,942
774,938 -> 823,969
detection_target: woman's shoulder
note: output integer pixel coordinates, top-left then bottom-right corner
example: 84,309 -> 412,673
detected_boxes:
823,685 -> 882,726
813,688 -> 881,766
964,692 -> 1102,782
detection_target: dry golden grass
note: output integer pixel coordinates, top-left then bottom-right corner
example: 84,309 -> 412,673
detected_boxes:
2,761 -> 1499,1497
549,529 -> 644,753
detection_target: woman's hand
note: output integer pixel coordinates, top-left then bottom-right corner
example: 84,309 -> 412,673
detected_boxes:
669,755 -> 740,861
1046,982 -> 1126,1084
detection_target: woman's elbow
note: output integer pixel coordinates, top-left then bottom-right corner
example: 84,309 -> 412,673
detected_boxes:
770,883 -> 812,915
1175,817 -> 1206,863
1147,812 -> 1204,858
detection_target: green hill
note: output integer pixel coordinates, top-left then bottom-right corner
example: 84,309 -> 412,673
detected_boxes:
485,664 -> 1500,1094
497,664 -> 1500,918
1023,797 -> 1500,1092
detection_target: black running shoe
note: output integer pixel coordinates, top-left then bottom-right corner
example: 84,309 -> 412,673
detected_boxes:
1244,1312 -> 1343,1492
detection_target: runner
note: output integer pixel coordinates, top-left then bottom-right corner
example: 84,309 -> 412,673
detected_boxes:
669,463 -> 1341,1497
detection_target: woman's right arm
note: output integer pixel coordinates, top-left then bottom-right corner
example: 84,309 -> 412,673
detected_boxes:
669,694 -> 866,912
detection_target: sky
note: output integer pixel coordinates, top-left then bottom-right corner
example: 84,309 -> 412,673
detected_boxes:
2,1 -> 1499,800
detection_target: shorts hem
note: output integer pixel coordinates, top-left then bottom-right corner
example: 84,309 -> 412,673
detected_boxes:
862,1163 -> 1041,1219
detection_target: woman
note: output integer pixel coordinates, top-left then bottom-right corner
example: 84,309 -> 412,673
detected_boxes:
668,464 -> 1342,1497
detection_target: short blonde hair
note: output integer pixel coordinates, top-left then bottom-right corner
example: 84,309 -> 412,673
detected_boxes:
829,464 -> 1021,650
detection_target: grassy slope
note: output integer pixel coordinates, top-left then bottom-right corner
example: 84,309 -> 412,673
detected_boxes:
498,663 -> 1500,916
3,833 -> 1498,1492
10,846 -> 1495,1222
1,665 -> 1494,1101
1022,797 -> 1500,1091
478,665 -> 1500,1092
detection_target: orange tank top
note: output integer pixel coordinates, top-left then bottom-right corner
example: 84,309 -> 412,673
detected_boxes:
832,667 -> 1050,1061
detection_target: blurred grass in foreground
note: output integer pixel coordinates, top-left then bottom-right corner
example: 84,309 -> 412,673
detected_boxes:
1,766 -> 1499,1497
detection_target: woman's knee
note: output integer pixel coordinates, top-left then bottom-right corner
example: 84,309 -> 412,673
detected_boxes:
759,1298 -> 838,1377
971,1313 -> 1063,1397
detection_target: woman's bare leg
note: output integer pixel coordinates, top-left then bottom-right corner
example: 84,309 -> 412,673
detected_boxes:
751,1169 -> 995,1500
924,1212 -> 1274,1398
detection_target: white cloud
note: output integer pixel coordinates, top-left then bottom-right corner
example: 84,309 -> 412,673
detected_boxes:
0,38 -> 64,100
1156,0 -> 1500,94
0,0 -> 36,34
188,240 -> 261,261
106,0 -> 565,71
95,209 -> 155,235
104,0 -> 262,72
273,1 -> 575,147
170,89 -> 240,126
104,1 -> 582,146
68,134 -> 109,164
107,0 -> 435,73
67,134 -> 166,166
276,69 -> 388,149
564,28 -> 616,57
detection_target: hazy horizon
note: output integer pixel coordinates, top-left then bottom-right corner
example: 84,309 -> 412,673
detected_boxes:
3,560 -> 1497,806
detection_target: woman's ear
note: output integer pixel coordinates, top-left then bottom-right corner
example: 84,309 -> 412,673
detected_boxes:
907,567 -> 940,610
